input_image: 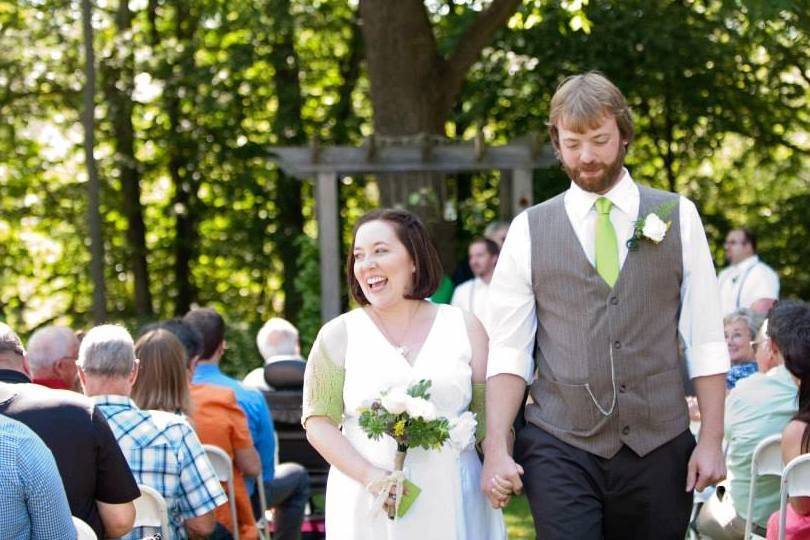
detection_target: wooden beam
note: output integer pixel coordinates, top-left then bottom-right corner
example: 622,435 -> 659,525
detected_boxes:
512,168 -> 533,216
315,171 -> 341,323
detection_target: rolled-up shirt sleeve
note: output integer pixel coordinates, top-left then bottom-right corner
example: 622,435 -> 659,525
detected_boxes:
678,197 -> 731,378
486,211 -> 537,384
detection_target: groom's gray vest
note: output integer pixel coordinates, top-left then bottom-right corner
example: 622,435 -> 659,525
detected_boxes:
525,184 -> 688,459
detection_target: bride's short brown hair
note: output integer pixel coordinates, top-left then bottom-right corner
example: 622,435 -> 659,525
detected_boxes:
347,208 -> 443,305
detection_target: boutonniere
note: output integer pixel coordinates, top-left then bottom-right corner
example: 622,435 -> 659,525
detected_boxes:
626,200 -> 678,251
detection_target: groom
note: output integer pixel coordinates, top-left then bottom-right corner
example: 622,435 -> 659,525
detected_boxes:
482,72 -> 729,539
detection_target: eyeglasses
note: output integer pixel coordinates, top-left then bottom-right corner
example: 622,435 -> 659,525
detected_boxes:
750,339 -> 769,353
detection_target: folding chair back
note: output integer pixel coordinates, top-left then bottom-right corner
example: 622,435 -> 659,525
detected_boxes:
72,516 -> 97,540
204,444 -> 240,540
778,454 -> 810,540
745,434 -> 783,539
133,484 -> 170,539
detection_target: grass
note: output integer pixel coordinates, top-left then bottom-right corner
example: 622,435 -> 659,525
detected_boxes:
504,495 -> 536,539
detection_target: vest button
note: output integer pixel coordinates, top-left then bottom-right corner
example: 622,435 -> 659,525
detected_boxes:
610,297 -> 619,305
622,426 -> 631,435
614,341 -> 622,350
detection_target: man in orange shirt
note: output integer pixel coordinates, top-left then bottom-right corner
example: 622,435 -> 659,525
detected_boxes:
191,383 -> 261,540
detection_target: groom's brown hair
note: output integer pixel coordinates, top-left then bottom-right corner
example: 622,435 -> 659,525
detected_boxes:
548,71 -> 635,153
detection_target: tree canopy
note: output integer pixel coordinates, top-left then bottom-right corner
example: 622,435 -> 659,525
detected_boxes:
0,0 -> 807,373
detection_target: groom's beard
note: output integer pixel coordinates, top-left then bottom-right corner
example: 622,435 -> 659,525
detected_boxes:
562,144 -> 626,194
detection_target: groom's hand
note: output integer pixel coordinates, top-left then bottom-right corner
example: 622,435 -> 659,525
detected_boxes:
481,441 -> 524,509
685,437 -> 726,492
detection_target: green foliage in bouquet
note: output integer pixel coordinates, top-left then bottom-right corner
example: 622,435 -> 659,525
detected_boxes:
358,379 -> 450,452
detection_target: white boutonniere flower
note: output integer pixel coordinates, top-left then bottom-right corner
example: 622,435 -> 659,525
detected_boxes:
641,213 -> 669,243
626,199 -> 678,251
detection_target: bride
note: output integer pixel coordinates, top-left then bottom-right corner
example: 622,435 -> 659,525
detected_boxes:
302,208 -> 506,540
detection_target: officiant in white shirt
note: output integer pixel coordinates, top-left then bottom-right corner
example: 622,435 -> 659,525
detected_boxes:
451,237 -> 499,332
717,227 -> 780,316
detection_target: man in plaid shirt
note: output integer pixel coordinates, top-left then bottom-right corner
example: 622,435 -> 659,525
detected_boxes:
0,413 -> 75,539
78,324 -> 227,540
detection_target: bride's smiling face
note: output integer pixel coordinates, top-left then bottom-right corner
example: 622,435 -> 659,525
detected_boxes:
352,219 -> 416,309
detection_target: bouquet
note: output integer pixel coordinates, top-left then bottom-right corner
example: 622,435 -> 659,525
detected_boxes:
357,379 -> 478,518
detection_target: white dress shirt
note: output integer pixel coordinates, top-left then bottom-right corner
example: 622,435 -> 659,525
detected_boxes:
487,170 -> 730,383
717,255 -> 780,316
451,277 -> 491,331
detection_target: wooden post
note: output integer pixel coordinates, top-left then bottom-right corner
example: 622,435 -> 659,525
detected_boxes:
499,169 -> 513,221
512,168 -> 533,216
316,171 -> 341,323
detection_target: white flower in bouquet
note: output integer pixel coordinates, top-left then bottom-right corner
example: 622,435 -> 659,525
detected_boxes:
405,396 -> 437,421
448,411 -> 477,451
381,386 -> 410,415
641,213 -> 668,243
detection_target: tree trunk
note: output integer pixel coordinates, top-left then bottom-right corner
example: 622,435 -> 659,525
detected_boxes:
268,0 -> 305,324
80,0 -> 107,323
358,0 -> 520,271
165,1 -> 200,315
102,0 -> 152,317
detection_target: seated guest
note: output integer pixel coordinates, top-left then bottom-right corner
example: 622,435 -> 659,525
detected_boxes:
0,322 -> 137,539
26,325 -> 80,391
135,327 -> 261,539
185,307 -> 310,540
725,308 -> 762,389
764,301 -> 810,538
696,318 -> 797,538
78,324 -> 227,540
0,413 -> 74,539
244,317 -> 306,392
484,220 -> 510,249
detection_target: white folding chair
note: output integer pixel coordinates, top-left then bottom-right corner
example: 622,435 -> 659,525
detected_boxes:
252,455 -> 272,540
133,484 -> 170,539
72,516 -> 97,540
778,454 -> 810,540
745,434 -> 783,540
204,444 -> 240,540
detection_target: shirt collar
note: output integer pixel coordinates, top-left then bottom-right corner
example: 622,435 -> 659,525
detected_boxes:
194,363 -> 222,378
730,255 -> 760,273
0,369 -> 32,384
32,377 -> 73,390
565,168 -> 638,223
93,394 -> 138,409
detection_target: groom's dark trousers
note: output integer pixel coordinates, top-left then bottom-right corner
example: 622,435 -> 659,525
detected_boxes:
516,425 -> 696,540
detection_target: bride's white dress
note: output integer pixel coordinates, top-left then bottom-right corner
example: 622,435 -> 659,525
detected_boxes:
324,304 -> 506,540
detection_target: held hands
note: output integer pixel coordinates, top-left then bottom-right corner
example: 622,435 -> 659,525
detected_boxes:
480,441 -> 524,509
686,437 -> 726,492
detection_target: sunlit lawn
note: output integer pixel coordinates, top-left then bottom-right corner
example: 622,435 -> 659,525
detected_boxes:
504,494 -> 535,539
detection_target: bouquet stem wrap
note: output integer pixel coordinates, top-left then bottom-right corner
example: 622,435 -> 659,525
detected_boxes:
368,449 -> 421,520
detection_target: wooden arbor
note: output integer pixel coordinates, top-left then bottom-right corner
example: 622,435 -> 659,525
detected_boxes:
270,136 -> 557,323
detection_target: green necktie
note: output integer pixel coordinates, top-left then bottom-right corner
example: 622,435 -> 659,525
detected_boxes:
595,197 -> 619,287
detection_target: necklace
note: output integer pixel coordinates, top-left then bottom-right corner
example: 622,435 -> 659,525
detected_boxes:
368,302 -> 421,358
